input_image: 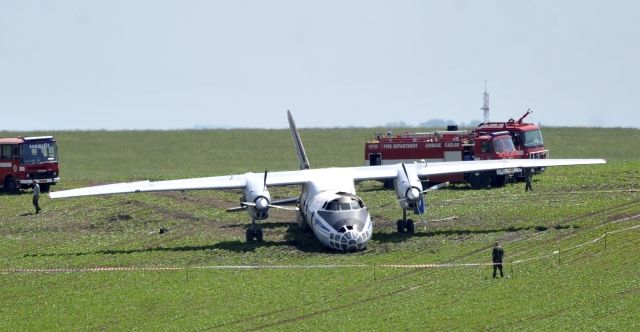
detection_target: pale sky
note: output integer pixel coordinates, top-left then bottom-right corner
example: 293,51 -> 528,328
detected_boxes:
1,0 -> 639,130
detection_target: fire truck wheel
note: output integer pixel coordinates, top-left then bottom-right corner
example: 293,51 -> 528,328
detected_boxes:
396,220 -> 406,233
4,177 -> 17,194
406,220 -> 415,234
39,184 -> 51,193
490,175 -> 507,188
468,173 -> 491,189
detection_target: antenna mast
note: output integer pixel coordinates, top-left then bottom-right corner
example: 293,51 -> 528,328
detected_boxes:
481,80 -> 490,123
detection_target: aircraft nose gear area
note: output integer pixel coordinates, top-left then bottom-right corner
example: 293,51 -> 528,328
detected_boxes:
329,229 -> 370,252
246,224 -> 264,242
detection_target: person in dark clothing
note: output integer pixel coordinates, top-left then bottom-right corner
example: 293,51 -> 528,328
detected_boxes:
524,168 -> 533,192
492,241 -> 504,278
33,180 -> 41,214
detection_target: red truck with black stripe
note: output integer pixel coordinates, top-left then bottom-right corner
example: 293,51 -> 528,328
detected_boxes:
0,136 -> 60,193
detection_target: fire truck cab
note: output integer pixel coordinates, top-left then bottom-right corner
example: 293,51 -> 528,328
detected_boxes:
476,110 -> 548,174
476,110 -> 548,160
0,136 -> 60,193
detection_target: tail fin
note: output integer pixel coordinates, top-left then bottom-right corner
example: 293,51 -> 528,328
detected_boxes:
287,110 -> 310,170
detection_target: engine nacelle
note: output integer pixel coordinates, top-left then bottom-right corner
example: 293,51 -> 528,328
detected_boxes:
394,164 -> 424,211
244,176 -> 272,220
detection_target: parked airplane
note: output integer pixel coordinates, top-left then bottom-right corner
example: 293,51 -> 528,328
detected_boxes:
50,112 -> 606,252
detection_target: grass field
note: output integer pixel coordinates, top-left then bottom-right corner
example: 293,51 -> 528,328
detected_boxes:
1,127 -> 639,330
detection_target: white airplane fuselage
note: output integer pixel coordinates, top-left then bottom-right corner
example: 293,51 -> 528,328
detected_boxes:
298,171 -> 372,252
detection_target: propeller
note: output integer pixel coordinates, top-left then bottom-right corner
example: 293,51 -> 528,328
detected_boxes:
397,181 -> 450,202
226,171 -> 300,212
237,201 -> 299,211
227,202 -> 299,212
398,163 -> 422,203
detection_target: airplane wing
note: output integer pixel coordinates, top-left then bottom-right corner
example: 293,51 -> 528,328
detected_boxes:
50,159 -> 605,199
50,175 -> 248,198
49,170 -> 315,199
349,158 -> 607,181
414,158 -> 606,178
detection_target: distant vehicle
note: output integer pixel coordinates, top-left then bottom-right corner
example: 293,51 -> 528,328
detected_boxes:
0,136 -> 60,193
365,110 -> 547,188
50,112 -> 605,252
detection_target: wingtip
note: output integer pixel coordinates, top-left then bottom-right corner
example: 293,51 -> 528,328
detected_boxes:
48,190 -> 68,199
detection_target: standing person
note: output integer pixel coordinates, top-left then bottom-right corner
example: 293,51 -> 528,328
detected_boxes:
524,168 -> 533,192
32,180 -> 41,214
492,241 -> 504,278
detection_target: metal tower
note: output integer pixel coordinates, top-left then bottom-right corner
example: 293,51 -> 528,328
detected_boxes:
481,81 -> 490,123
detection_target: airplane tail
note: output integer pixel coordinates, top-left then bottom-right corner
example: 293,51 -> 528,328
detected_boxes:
287,110 -> 310,170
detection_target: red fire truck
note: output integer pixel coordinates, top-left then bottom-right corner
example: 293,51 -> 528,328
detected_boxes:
365,129 -> 522,189
0,136 -> 60,193
365,111 -> 548,188
476,110 -> 548,160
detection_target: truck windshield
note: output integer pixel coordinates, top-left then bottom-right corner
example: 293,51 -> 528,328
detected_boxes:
523,130 -> 544,147
21,141 -> 58,164
493,137 -> 516,153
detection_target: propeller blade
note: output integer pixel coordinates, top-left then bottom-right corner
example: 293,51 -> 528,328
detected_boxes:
263,169 -> 268,192
270,197 -> 299,206
226,206 -> 247,212
378,201 -> 397,208
269,205 -> 299,211
235,201 -> 299,211
423,181 -> 449,193
401,163 -> 409,179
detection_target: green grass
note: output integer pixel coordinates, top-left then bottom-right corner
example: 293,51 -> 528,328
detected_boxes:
1,127 -> 639,330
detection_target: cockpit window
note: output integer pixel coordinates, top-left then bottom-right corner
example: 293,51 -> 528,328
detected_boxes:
325,197 -> 363,211
328,202 -> 340,211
